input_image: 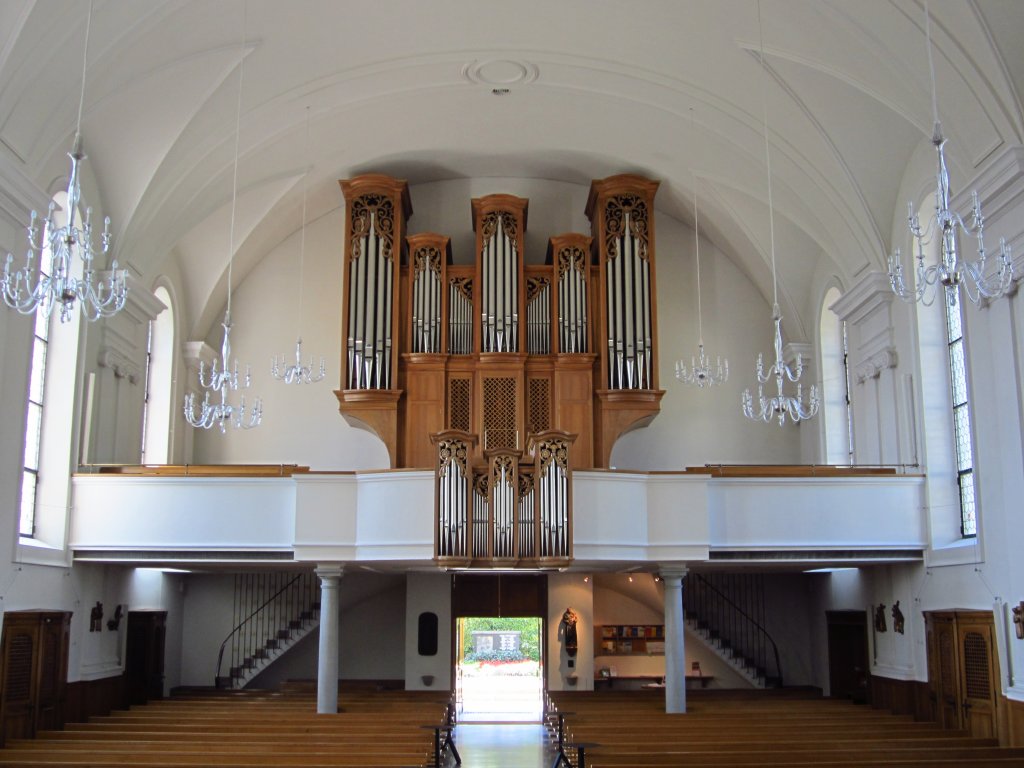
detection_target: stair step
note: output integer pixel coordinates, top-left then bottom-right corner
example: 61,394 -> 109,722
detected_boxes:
277,629 -> 291,640
265,639 -> 280,650
311,601 -> 321,611
242,658 -> 256,669
289,620 -> 303,630
214,676 -> 233,689
254,649 -> 270,660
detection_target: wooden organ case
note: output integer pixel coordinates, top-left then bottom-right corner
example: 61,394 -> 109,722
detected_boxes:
336,173 -> 664,564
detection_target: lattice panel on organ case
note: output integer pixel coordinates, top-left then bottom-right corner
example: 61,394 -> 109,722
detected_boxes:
528,378 -> 551,434
449,378 -> 471,432
483,377 -> 517,449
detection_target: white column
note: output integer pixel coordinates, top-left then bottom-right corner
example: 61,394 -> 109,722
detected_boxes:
316,565 -> 343,714
661,565 -> 688,714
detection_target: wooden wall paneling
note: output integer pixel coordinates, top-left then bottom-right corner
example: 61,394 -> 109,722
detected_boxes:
64,675 -> 123,725
552,357 -> 596,469
1005,696 -> 1024,746
403,357 -> 449,469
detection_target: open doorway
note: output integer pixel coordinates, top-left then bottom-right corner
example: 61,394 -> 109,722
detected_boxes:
456,617 -> 543,722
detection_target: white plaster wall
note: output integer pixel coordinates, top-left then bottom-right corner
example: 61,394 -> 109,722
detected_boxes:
614,218 -> 801,469
179,574 -> 235,687
589,574 -> 750,690
547,572 -> 594,692
404,572 -> 452,691
200,572 -> 407,690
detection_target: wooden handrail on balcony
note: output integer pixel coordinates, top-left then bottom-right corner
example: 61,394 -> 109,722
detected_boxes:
82,464 -> 310,477
685,464 -> 911,478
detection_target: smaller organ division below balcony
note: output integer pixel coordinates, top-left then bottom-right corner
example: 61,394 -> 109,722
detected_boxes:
433,430 -> 576,569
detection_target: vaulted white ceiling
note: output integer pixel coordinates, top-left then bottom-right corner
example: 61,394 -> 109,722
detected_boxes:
1,0 -> 1021,340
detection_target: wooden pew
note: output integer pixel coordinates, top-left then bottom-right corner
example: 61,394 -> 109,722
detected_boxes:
547,690 -> 1024,768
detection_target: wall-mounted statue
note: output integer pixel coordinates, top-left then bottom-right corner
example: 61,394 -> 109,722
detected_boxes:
874,604 -> 887,633
89,601 -> 103,632
107,604 -> 123,631
891,601 -> 905,634
1013,602 -> 1024,639
559,607 -> 580,657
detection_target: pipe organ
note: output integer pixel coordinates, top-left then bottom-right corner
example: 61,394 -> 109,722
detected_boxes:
433,430 -> 574,568
336,172 -> 664,486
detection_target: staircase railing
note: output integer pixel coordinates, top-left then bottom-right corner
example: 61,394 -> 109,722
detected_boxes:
686,573 -> 782,685
215,571 -> 319,686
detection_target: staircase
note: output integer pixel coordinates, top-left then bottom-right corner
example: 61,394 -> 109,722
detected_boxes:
215,571 -> 320,689
685,573 -> 782,688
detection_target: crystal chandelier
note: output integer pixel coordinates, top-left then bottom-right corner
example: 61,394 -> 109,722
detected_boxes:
183,20 -> 262,433
742,1 -> 818,426
676,172 -> 727,387
888,1 -> 1012,306
272,107 -> 325,385
2,1 -> 127,324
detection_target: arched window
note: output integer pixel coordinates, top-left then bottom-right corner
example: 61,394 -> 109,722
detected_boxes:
820,287 -> 852,465
141,286 -> 174,464
20,191 -> 83,546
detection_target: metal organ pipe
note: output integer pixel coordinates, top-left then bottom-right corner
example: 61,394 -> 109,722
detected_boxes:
605,212 -> 651,390
346,212 -> 395,390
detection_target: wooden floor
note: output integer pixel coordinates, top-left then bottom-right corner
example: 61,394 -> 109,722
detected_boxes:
548,689 -> 1024,767
5,687 -> 1024,767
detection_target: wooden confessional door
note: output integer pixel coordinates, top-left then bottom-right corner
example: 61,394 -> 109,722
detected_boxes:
926,610 -> 1000,738
928,613 -> 960,729
956,614 -> 999,737
0,611 -> 70,745
124,611 -> 166,706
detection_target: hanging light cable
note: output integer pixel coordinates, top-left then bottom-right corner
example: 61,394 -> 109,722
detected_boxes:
2,0 -> 128,323
887,0 -> 1012,307
741,0 -> 818,426
272,106 -> 326,384
675,166 -> 728,388
183,2 -> 262,433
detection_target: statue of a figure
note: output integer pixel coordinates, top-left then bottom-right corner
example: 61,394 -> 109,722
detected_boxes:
559,607 -> 580,657
874,604 -> 887,633
891,601 -> 905,635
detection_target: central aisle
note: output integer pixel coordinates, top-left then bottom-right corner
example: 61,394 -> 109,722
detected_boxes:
453,723 -> 550,768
